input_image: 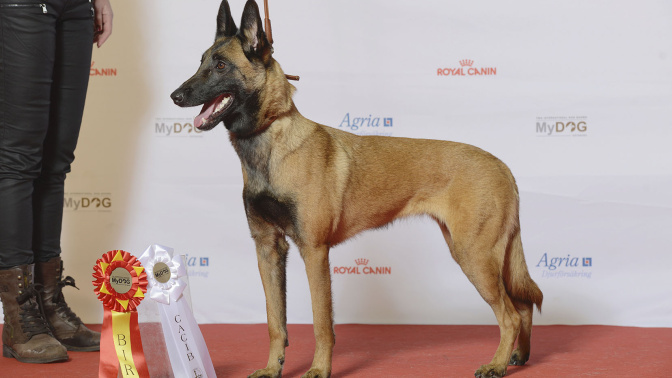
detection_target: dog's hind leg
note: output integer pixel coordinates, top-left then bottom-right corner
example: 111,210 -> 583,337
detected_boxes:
437,221 -> 521,378
505,227 -> 542,366
464,263 -> 521,378
509,299 -> 533,366
248,226 -> 290,378
300,244 -> 334,378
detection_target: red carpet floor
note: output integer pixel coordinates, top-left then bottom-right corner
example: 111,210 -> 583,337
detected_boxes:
1,324 -> 671,377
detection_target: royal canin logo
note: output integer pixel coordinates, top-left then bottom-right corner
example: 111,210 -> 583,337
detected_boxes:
437,59 -> 497,76
333,259 -> 391,275
355,258 -> 368,266
90,61 -> 117,76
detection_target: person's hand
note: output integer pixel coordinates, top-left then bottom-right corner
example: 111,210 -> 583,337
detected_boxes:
93,0 -> 113,48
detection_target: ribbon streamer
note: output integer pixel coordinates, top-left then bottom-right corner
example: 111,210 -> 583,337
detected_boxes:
93,250 -> 149,378
139,244 -> 216,378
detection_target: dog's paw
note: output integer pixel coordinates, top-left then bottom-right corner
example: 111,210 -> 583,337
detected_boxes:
474,364 -> 507,378
301,367 -> 330,378
248,367 -> 282,378
508,348 -> 529,366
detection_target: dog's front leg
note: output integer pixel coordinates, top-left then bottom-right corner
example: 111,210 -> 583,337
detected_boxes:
301,245 -> 334,378
248,228 -> 290,378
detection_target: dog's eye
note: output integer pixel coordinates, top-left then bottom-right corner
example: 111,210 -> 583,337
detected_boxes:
216,61 -> 226,70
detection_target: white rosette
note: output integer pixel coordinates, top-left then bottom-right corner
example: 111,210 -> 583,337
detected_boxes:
139,245 -> 216,378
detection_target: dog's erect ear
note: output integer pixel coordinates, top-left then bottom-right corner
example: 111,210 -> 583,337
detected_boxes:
238,0 -> 272,63
215,0 -> 238,40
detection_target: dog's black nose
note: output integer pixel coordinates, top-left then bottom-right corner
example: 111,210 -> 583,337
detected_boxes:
171,90 -> 184,106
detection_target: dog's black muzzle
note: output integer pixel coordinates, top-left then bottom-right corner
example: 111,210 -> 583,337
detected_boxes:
170,87 -> 189,107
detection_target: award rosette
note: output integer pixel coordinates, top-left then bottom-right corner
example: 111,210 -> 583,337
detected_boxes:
93,250 -> 150,378
139,244 -> 216,378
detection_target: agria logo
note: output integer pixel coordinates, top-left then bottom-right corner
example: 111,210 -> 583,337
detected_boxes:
183,254 -> 210,278
338,114 -> 394,136
536,253 -> 592,279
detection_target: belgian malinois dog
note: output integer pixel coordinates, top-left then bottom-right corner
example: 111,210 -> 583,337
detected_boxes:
171,1 -> 543,377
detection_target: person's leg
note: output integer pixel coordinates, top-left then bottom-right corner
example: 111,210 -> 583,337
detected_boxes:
33,0 -> 100,352
0,0 -> 57,269
33,0 -> 93,262
0,1 -> 68,363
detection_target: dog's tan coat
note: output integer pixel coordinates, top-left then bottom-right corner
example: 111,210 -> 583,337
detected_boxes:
173,2 -> 543,377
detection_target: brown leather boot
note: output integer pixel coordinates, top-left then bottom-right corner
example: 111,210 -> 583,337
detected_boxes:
0,264 -> 68,363
35,256 -> 100,352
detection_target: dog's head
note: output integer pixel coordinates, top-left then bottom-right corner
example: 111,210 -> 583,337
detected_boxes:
171,0 -> 289,135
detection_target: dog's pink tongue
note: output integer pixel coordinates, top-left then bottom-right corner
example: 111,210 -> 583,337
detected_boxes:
194,95 -> 223,128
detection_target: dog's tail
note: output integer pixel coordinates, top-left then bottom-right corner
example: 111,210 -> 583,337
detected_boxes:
504,224 -> 543,312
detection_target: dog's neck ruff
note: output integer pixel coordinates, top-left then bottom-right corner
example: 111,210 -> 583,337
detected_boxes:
241,115 -> 277,139
230,103 -> 294,140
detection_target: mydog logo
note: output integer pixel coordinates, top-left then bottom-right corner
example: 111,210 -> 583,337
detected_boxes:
333,258 -> 392,275
184,254 -> 210,278
155,118 -> 204,137
437,59 -> 497,76
63,192 -> 112,212
338,113 -> 394,136
536,116 -> 588,137
110,276 -> 131,285
90,61 -> 117,77
154,267 -> 170,280
536,253 -> 592,279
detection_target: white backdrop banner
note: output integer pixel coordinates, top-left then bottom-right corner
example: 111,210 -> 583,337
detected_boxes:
3,0 -> 670,328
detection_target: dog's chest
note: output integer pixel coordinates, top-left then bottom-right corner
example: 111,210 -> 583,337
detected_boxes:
235,132 -> 300,233
243,190 -> 297,231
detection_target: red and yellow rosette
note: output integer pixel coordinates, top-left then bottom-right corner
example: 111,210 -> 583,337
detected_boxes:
92,250 -> 150,378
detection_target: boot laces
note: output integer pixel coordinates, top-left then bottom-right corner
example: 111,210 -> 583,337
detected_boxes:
52,276 -> 83,324
16,284 -> 53,339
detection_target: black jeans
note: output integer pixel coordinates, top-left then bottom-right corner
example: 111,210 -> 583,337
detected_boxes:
0,0 -> 93,268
